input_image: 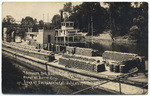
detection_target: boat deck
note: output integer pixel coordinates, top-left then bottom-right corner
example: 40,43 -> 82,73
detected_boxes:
2,41 -> 148,85
53,54 -> 148,83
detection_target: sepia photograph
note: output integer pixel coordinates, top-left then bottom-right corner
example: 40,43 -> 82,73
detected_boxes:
2,1 -> 148,95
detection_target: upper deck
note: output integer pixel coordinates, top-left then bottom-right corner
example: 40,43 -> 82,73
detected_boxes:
61,21 -> 74,30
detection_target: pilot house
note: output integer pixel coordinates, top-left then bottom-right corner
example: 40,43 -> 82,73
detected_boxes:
55,21 -> 84,45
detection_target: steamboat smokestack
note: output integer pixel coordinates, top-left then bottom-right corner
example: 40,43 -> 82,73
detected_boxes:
60,10 -> 63,22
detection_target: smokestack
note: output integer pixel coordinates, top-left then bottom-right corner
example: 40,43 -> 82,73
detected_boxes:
60,10 -> 63,22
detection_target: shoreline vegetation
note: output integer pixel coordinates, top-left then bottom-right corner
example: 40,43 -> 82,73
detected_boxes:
85,36 -> 147,44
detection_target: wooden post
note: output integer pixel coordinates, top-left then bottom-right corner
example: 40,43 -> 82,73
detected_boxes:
119,79 -> 122,94
73,36 -> 74,42
64,36 -> 66,46
45,62 -> 48,75
48,43 -> 51,51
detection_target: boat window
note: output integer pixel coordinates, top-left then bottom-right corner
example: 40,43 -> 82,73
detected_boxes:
55,31 -> 58,36
68,31 -> 75,33
66,23 -> 69,27
70,23 -> 73,26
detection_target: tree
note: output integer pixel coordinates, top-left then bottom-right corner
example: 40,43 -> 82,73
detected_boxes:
51,14 -> 61,29
69,2 -> 108,35
129,2 -> 148,40
21,16 -> 35,28
2,15 -> 16,26
62,2 -> 73,14
38,20 -> 44,29
44,23 -> 52,30
2,15 -> 17,41
107,2 -> 133,38
19,16 -> 38,39
5,15 -> 15,24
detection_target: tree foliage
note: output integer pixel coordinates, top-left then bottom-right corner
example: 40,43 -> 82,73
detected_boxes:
21,16 -> 38,31
2,15 -> 17,40
19,16 -> 38,39
2,15 -> 15,25
68,2 -> 147,40
2,2 -> 148,41
69,2 -> 109,35
62,2 -> 72,14
107,2 -> 133,37
51,14 -> 61,29
38,20 -> 44,29
131,2 -> 147,40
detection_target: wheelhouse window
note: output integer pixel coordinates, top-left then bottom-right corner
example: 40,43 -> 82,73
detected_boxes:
66,23 -> 69,27
70,23 -> 73,27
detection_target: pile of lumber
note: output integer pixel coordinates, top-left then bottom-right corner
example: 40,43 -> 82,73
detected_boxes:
66,46 -> 98,56
59,57 -> 105,72
55,45 -> 66,52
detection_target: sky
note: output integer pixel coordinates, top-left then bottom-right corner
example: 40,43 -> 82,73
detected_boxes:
2,2 -> 83,23
2,2 -> 109,23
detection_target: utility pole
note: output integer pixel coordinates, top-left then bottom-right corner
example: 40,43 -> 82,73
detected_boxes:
119,78 -> 122,94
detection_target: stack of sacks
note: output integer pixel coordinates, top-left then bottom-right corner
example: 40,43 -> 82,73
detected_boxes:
36,43 -> 41,49
122,59 -> 139,69
40,44 -> 43,49
7,44 -> 55,62
55,45 -> 60,52
51,44 -> 56,51
60,45 -> 66,52
102,51 -> 140,73
27,50 -> 55,62
75,47 -> 95,56
55,45 -> 66,52
109,59 -> 139,73
63,54 -> 98,62
66,46 -> 76,54
47,43 -> 51,51
102,51 -> 138,61
43,44 -> 48,50
59,57 -> 105,72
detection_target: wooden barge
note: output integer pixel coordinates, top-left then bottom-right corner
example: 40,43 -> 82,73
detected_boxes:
2,41 -> 148,94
